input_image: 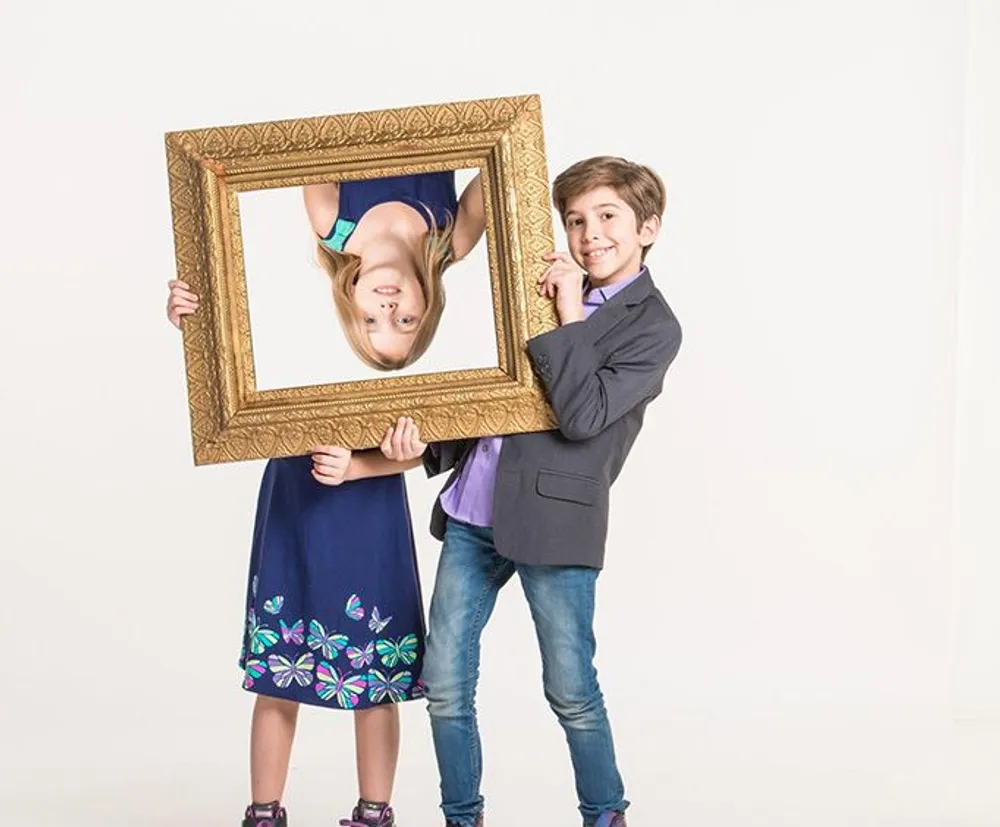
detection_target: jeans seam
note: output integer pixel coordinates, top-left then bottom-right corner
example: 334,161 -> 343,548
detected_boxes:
463,543 -> 511,810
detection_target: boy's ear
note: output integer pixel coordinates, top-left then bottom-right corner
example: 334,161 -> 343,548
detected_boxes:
639,214 -> 661,247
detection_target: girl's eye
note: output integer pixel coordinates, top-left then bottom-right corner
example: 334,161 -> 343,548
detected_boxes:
364,317 -> 376,326
398,317 -> 414,325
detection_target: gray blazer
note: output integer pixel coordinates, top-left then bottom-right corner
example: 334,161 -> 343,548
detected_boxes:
424,270 -> 682,569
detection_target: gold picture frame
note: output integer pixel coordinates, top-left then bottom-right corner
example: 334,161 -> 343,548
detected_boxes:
165,94 -> 558,465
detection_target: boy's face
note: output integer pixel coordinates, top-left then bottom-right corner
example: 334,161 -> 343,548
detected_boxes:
563,186 -> 659,285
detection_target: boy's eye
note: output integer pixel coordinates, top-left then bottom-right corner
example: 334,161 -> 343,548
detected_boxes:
601,212 -> 615,220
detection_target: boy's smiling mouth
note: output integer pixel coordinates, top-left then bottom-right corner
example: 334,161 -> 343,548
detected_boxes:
583,246 -> 613,262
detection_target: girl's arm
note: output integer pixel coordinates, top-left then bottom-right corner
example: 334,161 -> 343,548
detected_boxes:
311,418 -> 426,486
348,450 -> 423,480
451,173 -> 486,260
303,182 -> 341,238
311,445 -> 420,486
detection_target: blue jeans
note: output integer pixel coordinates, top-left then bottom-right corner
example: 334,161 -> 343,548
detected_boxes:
422,519 -> 628,827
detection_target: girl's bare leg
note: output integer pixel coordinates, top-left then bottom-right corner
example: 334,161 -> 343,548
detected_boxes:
354,703 -> 400,803
250,695 -> 300,803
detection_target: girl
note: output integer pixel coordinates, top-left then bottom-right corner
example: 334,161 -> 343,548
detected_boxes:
166,285 -> 427,827
304,170 -> 486,370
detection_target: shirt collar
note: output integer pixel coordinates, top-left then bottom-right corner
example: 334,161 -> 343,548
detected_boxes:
583,266 -> 647,306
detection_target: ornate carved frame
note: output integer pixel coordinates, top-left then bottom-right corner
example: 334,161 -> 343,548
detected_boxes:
165,95 -> 558,464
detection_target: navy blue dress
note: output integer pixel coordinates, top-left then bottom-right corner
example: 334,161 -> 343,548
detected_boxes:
320,171 -> 458,253
239,457 -> 425,709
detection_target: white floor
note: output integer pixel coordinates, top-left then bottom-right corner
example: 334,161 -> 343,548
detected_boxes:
5,712 -> 999,826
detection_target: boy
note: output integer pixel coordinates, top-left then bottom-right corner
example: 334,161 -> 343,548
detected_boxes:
386,156 -> 682,827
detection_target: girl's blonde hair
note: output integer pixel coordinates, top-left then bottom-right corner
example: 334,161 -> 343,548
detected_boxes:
316,212 -> 456,370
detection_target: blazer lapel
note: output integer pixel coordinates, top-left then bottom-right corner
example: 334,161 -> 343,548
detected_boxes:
585,299 -> 630,343
584,270 -> 655,342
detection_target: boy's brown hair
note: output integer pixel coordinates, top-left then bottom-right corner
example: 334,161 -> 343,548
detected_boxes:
552,156 -> 666,261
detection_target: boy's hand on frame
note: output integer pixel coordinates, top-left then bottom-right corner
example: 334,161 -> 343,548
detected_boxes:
381,417 -> 427,462
539,252 -> 586,325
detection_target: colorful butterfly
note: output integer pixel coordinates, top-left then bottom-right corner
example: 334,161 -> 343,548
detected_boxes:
345,594 -> 365,622
375,634 -> 419,668
268,652 -> 315,689
368,606 -> 392,635
264,595 -> 284,615
243,659 -> 267,689
346,640 -> 375,669
315,661 -> 367,708
368,669 -> 412,704
248,612 -> 280,655
280,618 -> 305,646
307,619 -> 348,659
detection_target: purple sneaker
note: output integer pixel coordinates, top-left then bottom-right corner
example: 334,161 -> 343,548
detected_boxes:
241,801 -> 287,827
340,800 -> 396,827
591,811 -> 626,827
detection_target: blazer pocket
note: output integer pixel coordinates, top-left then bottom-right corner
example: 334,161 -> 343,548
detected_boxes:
535,469 -> 599,506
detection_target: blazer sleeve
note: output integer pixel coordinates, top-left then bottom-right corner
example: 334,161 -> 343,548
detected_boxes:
423,438 -> 475,477
526,305 -> 682,441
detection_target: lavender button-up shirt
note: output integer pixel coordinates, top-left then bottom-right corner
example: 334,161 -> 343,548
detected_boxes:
439,268 -> 646,527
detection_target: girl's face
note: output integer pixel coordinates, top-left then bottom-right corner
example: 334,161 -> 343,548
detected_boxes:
352,264 -> 427,364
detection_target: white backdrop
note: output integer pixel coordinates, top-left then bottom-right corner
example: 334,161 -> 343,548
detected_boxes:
1,1 -> 998,825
